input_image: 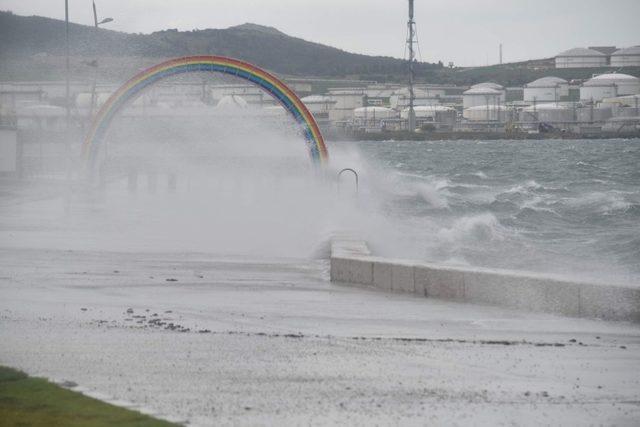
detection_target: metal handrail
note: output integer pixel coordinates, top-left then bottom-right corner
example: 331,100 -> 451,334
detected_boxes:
338,168 -> 359,194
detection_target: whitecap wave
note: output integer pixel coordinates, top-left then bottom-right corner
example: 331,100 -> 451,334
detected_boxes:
504,180 -> 543,194
437,213 -> 502,243
472,171 -> 488,179
565,192 -> 632,213
415,178 -> 450,209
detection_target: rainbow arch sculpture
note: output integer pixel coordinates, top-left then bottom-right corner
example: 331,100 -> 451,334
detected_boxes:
82,56 -> 328,170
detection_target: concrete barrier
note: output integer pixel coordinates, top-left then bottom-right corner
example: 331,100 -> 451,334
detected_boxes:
330,237 -> 640,322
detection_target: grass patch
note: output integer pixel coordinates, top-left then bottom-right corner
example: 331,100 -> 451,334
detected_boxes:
0,366 -> 178,427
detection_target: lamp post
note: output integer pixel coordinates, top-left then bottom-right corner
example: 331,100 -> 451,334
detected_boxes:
89,1 -> 114,120
63,0 -> 72,186
93,1 -> 113,27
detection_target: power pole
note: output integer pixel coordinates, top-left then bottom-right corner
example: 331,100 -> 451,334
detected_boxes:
89,1 -> 99,121
499,43 -> 503,65
65,0 -> 70,131
406,0 -> 416,132
64,0 -> 72,184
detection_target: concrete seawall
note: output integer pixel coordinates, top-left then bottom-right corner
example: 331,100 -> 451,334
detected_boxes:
330,237 -> 640,322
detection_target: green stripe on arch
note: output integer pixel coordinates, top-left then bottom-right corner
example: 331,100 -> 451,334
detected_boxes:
82,56 -> 328,171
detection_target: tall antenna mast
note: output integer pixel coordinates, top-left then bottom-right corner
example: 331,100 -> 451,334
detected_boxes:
406,0 -> 416,132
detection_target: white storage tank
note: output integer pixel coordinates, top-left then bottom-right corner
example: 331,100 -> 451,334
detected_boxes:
576,105 -> 613,123
580,73 -> 640,102
16,104 -> 67,131
463,105 -> 509,122
400,105 -> 455,119
75,92 -> 112,109
523,77 -> 569,102
463,86 -> 503,109
470,82 -> 506,101
400,105 -> 457,127
216,95 -> 248,109
328,89 -> 365,122
470,82 -> 504,91
353,106 -> 397,129
301,95 -> 336,115
520,103 -> 574,123
610,46 -> 640,67
390,87 -> 441,109
555,47 -> 608,68
353,106 -> 397,120
262,105 -> 287,117
601,94 -> 640,109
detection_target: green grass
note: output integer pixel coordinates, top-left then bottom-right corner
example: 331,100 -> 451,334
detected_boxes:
0,366 -> 178,427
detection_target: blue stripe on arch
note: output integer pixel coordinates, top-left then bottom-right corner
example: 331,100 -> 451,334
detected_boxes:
89,61 -> 321,169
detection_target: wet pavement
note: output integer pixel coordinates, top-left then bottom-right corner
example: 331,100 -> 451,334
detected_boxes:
1,246 -> 640,426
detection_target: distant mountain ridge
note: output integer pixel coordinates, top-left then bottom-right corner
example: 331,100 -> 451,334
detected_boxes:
0,11 -> 440,80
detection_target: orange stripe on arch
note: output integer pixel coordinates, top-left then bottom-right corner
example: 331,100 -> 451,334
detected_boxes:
82,56 -> 328,168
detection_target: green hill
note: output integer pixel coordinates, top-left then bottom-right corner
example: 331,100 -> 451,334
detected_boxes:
0,10 -> 440,81
1,11 -> 638,86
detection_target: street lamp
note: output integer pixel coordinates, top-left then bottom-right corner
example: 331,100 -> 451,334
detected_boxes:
90,1 -> 114,163
89,1 -> 114,120
93,1 -> 114,29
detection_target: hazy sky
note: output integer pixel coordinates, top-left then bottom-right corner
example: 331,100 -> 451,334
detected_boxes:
2,0 -> 639,66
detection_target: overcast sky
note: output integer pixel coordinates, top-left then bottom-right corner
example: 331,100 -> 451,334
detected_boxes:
2,0 -> 639,66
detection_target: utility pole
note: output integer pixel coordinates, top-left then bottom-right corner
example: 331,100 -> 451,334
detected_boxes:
92,1 -> 98,27
499,43 -> 503,65
406,0 -> 416,132
65,0 -> 70,131
64,0 -> 72,185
